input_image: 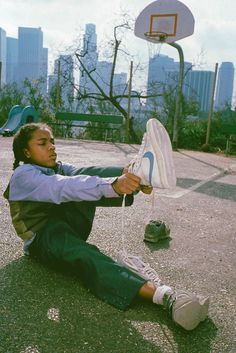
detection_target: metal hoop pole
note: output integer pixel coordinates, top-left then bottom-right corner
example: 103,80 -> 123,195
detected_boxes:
168,42 -> 184,150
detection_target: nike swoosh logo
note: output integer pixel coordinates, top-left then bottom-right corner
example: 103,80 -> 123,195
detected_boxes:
143,151 -> 154,185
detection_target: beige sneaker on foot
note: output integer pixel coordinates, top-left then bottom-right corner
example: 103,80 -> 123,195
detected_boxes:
168,290 -> 210,330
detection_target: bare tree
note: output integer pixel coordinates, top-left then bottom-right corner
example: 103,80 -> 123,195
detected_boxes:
53,19 -> 182,143
73,21 -> 170,142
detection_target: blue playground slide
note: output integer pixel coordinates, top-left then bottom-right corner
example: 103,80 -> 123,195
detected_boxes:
0,105 -> 38,136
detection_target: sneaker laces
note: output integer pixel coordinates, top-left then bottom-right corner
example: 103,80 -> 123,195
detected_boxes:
149,188 -> 156,220
120,194 -> 162,286
121,194 -> 126,252
128,133 -> 147,175
119,251 -> 162,287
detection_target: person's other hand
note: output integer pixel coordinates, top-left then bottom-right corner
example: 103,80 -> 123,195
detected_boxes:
122,168 -> 153,194
112,173 -> 140,195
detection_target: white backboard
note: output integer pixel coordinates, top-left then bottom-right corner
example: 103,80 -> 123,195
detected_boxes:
135,0 -> 195,43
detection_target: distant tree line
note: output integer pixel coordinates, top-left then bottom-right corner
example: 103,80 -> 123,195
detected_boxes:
1,16 -> 235,153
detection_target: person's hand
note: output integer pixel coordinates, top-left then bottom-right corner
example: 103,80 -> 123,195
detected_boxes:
112,173 -> 141,195
122,167 -> 153,194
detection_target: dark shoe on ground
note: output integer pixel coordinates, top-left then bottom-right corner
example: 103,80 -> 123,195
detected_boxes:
144,220 -> 170,243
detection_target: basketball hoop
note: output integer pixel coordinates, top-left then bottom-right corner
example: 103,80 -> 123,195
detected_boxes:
134,1 -> 195,45
144,31 -> 168,43
144,31 -> 168,60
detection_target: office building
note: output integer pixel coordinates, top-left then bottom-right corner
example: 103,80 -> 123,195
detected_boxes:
0,27 -> 7,87
18,27 -> 47,90
41,47 -> 48,92
113,72 -> 127,96
183,70 -> 214,112
146,53 -> 214,112
6,37 -> 18,84
48,74 -> 57,94
215,62 -> 234,110
112,72 -> 129,109
79,23 -> 98,95
50,55 -> 74,110
95,60 -> 113,95
146,54 -> 179,109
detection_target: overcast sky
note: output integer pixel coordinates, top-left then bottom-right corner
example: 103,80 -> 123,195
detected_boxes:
0,0 -> 235,98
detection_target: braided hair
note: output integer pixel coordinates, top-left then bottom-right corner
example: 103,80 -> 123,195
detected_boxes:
12,123 -> 52,170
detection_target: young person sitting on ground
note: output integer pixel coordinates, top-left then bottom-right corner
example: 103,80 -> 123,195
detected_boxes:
3,119 -> 209,331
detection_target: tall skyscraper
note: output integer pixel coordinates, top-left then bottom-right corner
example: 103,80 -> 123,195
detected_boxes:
83,23 -> 97,53
18,27 -> 47,90
79,24 -> 98,95
95,60 -> 112,95
41,47 -> 48,92
215,62 -> 234,110
50,55 -> 74,110
0,27 -> 7,87
6,37 -> 18,84
113,72 -> 127,96
147,54 -> 177,90
113,72 -> 128,108
146,54 -> 179,109
48,73 -> 57,94
146,53 -> 215,112
183,70 -> 214,112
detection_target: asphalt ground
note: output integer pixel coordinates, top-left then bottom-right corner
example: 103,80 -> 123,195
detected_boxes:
0,136 -> 236,353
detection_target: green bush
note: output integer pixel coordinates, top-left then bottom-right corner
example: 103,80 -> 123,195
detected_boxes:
165,115 -> 236,152
179,120 -> 207,149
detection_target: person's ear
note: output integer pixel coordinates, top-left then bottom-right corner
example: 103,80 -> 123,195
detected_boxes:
23,148 -> 31,159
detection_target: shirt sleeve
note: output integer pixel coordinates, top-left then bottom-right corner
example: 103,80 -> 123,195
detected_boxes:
9,165 -> 120,204
60,163 -> 124,178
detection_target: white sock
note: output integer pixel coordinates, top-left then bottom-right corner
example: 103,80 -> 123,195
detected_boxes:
153,285 -> 173,305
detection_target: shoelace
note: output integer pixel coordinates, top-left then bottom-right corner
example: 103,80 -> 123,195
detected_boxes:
141,264 -> 162,286
121,194 -> 126,252
122,253 -> 162,287
149,188 -> 156,220
121,192 -> 155,250
128,133 -> 147,175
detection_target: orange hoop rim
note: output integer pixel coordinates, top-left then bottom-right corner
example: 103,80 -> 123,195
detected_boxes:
144,31 -> 168,43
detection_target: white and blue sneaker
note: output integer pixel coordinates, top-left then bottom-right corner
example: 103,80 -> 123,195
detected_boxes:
129,118 -> 176,189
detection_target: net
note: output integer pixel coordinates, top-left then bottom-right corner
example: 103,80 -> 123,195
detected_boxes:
144,31 -> 168,60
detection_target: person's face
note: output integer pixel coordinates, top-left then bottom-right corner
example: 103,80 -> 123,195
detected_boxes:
24,127 -> 57,168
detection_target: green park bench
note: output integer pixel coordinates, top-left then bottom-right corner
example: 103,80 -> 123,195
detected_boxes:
51,112 -> 124,142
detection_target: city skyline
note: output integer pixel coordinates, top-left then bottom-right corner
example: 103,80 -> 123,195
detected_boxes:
2,23 -> 235,112
0,0 -> 236,103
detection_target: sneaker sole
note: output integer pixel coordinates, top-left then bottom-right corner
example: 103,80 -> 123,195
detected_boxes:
144,233 -> 170,242
146,119 -> 176,188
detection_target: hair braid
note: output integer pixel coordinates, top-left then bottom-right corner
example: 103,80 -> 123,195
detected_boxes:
13,159 -> 20,170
